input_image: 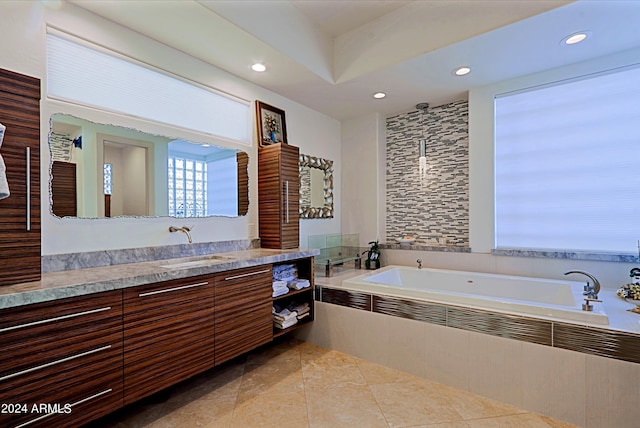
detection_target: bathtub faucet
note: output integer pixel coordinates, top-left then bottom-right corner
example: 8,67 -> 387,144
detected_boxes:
564,270 -> 601,299
417,259 -> 422,269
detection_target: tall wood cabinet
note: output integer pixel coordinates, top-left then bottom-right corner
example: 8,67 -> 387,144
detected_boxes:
0,68 -> 41,286
258,143 -> 300,249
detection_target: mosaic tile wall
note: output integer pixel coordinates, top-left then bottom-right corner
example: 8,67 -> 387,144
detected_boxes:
386,100 -> 469,247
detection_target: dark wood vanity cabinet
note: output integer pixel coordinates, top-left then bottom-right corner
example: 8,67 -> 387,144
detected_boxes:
258,143 -> 300,249
0,291 -> 123,428
0,68 -> 41,286
214,265 -> 273,365
123,275 -> 215,405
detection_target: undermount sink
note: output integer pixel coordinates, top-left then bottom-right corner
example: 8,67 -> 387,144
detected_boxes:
160,254 -> 236,269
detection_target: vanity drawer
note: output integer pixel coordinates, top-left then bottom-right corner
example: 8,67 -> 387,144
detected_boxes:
0,291 -> 123,428
214,266 -> 273,365
123,275 -> 215,405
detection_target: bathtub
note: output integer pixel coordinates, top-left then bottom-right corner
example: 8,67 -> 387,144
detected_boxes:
341,266 -> 609,325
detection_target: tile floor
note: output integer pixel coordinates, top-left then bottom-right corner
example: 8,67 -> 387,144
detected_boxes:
90,338 -> 577,428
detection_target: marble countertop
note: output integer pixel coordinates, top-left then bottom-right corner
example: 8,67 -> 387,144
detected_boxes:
0,248 -> 319,310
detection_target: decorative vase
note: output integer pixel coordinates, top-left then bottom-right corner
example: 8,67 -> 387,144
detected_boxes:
270,130 -> 276,142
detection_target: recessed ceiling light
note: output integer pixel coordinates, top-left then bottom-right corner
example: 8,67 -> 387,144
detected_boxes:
251,63 -> 266,72
563,31 -> 590,45
373,92 -> 386,99
454,66 -> 471,76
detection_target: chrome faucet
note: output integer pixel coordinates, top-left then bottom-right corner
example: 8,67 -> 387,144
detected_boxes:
564,270 -> 601,299
169,225 -> 193,244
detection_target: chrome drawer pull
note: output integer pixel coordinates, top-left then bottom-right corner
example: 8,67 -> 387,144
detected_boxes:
15,389 -> 113,428
224,269 -> 270,281
138,281 -> 208,297
285,180 -> 290,224
26,147 -> 31,231
0,307 -> 112,333
0,345 -> 112,382
70,388 -> 113,407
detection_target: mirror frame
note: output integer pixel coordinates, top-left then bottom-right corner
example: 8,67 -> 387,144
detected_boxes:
299,154 -> 334,219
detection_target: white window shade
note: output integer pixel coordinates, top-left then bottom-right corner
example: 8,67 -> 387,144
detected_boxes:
495,65 -> 640,254
46,32 -> 250,144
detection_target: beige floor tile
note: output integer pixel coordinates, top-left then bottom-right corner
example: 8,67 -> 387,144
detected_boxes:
145,397 -> 236,428
230,391 -> 309,427
305,384 -> 388,428
238,361 -> 304,400
453,412 -> 579,427
89,339 -> 576,428
245,337 -> 303,365
369,379 -> 464,427
301,353 -> 367,389
298,339 -> 351,362
356,358 -> 424,385
442,387 -> 527,420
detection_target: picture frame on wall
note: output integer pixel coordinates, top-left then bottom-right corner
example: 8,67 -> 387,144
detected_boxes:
256,101 -> 288,146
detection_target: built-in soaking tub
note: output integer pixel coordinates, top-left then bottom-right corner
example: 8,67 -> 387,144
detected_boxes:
341,266 -> 608,325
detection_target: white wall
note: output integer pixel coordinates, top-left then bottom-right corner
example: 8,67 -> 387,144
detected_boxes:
0,1 -> 341,255
341,112 -> 385,247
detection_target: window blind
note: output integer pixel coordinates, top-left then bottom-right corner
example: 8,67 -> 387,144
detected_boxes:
46,32 -> 250,144
495,65 -> 640,254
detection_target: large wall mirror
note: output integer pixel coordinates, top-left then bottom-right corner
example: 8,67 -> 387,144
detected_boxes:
299,154 -> 333,219
49,114 -> 249,219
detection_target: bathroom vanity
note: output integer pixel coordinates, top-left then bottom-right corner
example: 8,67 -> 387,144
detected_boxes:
0,249 -> 316,428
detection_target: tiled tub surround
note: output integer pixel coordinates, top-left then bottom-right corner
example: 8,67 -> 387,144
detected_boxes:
343,266 -> 609,325
300,269 -> 640,427
386,100 -> 469,248
0,247 -> 319,309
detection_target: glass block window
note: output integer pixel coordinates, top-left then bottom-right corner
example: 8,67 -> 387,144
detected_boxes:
103,163 -> 112,195
168,156 -> 207,217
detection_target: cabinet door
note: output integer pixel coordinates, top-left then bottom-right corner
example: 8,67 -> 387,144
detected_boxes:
280,143 -> 300,249
214,266 -> 273,365
0,68 -> 41,286
123,276 -> 214,405
0,291 -> 123,428
258,143 -> 299,249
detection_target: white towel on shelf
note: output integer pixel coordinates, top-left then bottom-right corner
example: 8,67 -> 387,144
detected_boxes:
287,279 -> 310,290
272,280 -> 288,290
274,317 -> 298,330
0,123 -> 9,200
272,287 -> 289,298
272,307 -> 297,322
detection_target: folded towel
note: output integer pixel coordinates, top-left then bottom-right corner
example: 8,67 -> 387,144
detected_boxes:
272,308 -> 298,322
274,317 -> 298,329
273,264 -> 298,281
272,280 -> 288,290
272,287 -> 289,298
287,279 -> 310,290
0,123 -> 9,200
288,302 -> 310,313
297,311 -> 310,321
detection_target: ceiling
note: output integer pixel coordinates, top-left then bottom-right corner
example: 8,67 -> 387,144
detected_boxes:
69,0 -> 640,121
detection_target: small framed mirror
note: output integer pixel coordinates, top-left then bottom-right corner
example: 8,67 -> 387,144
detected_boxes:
299,154 -> 333,219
